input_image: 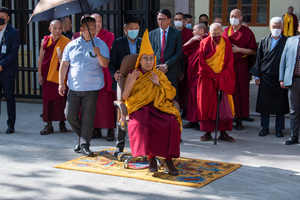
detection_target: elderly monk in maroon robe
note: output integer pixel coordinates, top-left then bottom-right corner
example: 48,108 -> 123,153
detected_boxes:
222,9 -> 257,130
38,20 -> 70,135
174,12 -> 193,118
124,30 -> 182,176
197,23 -> 236,142
182,23 -> 208,129
90,13 -> 116,141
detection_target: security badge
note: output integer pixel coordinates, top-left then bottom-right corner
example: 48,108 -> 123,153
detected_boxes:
1,45 -> 6,54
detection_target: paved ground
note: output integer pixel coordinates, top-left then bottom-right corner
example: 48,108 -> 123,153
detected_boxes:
0,82 -> 299,200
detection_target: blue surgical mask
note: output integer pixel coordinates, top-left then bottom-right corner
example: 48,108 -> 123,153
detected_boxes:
127,30 -> 139,40
185,23 -> 192,29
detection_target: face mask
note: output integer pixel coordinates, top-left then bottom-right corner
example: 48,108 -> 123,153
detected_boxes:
212,36 -> 222,44
230,18 -> 240,26
127,30 -> 139,40
185,23 -> 192,29
271,29 -> 281,37
202,21 -> 208,27
0,18 -> 6,26
174,21 -> 183,28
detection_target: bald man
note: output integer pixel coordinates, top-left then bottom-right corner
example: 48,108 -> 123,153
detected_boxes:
38,20 -> 71,135
223,9 -> 257,130
90,13 -> 116,141
182,23 -> 208,129
197,23 -> 236,142
60,16 -> 73,40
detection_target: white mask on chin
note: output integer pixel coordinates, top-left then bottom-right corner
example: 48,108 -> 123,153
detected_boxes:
230,18 -> 240,26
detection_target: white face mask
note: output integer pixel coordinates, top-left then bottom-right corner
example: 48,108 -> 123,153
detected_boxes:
230,18 -> 240,26
174,21 -> 183,28
271,29 -> 282,37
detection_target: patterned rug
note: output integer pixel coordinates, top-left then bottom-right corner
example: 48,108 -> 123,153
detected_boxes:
54,148 -> 242,188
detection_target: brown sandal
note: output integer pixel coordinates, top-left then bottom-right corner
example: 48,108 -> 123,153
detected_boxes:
218,132 -> 235,142
200,132 -> 212,141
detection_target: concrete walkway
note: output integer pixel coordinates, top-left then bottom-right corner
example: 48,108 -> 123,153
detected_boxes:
0,82 -> 299,200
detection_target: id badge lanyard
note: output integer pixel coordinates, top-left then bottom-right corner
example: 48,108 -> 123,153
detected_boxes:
1,34 -> 6,54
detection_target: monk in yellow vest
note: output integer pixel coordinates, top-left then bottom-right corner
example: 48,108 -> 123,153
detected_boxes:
123,30 -> 181,176
38,20 -> 70,135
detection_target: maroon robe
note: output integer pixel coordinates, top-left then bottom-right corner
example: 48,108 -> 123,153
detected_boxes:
42,36 -> 67,122
128,68 -> 181,158
222,26 -> 257,118
183,35 -> 208,122
178,27 -> 193,110
197,37 -> 235,132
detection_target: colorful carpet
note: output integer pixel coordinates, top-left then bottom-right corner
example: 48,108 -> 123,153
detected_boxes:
54,148 -> 242,188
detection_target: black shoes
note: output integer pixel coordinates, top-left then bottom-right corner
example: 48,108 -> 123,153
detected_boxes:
106,129 -> 115,141
183,122 -> 199,129
275,129 -> 284,138
74,142 -> 81,153
81,147 -> 96,157
285,136 -> 299,145
5,125 -> 14,134
259,128 -> 269,136
242,116 -> 254,122
92,128 -> 102,139
114,147 -> 123,157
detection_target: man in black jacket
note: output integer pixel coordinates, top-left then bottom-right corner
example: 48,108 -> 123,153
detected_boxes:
0,7 -> 20,134
149,9 -> 183,100
109,15 -> 141,156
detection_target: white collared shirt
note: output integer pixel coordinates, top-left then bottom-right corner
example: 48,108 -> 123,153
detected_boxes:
160,25 -> 170,46
0,23 -> 7,44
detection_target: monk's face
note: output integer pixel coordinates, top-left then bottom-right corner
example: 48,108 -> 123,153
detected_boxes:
213,18 -> 223,27
174,14 -> 184,28
230,10 -> 243,25
49,20 -> 62,40
193,26 -> 204,36
157,13 -> 171,30
80,22 -> 96,41
287,7 -> 293,15
91,14 -> 102,33
140,54 -> 155,72
184,17 -> 192,27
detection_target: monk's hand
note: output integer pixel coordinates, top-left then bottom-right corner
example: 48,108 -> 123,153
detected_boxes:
232,44 -> 240,53
93,47 -> 101,57
255,78 -> 260,87
150,71 -> 160,86
193,35 -> 202,41
58,84 -> 65,96
156,64 -> 168,73
0,65 -> 3,72
131,70 -> 139,83
280,81 -> 287,89
114,70 -> 123,81
57,53 -> 62,60
38,75 -> 43,86
179,73 -> 184,81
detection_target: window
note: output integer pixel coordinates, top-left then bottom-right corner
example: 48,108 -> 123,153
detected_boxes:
210,0 -> 269,26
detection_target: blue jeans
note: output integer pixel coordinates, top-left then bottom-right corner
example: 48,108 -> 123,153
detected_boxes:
261,114 -> 285,130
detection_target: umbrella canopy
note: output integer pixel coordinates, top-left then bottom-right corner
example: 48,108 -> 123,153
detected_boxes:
28,0 -> 115,23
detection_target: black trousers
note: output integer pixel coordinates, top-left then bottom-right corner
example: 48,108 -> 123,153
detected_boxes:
65,89 -> 99,148
0,74 -> 16,127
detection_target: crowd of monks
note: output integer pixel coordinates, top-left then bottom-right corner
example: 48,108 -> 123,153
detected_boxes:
36,6 -> 299,173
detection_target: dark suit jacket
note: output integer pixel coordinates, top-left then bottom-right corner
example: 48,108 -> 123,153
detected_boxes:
0,24 -> 20,77
109,35 -> 141,91
149,26 -> 183,79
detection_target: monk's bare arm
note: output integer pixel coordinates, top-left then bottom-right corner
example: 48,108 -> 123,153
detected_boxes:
232,44 -> 256,55
58,61 -> 70,96
37,40 -> 45,86
122,72 -> 138,100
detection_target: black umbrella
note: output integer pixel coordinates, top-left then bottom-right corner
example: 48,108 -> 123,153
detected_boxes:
28,0 -> 116,57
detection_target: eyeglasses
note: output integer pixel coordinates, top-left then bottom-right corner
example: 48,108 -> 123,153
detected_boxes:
157,18 -> 168,22
142,57 -> 155,62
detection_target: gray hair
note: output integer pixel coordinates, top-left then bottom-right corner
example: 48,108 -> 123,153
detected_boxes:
270,17 -> 283,25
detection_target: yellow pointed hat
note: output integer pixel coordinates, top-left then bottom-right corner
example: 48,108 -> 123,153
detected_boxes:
134,29 -> 157,69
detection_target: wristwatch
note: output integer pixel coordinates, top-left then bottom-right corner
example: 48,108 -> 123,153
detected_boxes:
163,64 -> 167,71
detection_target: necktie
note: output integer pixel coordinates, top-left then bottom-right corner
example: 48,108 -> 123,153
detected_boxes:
160,30 -> 166,64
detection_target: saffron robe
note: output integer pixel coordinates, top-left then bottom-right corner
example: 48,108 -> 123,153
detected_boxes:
178,27 -> 193,110
250,34 -> 289,115
223,26 -> 257,118
282,14 -> 298,37
94,29 -> 116,129
197,37 -> 235,132
42,36 -> 69,122
126,67 -> 181,158
183,35 -> 208,122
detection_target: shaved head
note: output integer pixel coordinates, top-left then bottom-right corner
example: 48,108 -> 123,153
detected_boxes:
209,23 -> 222,37
91,13 -> 102,33
49,20 -> 62,41
230,9 -> 242,17
50,19 -> 61,28
195,23 -> 208,32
